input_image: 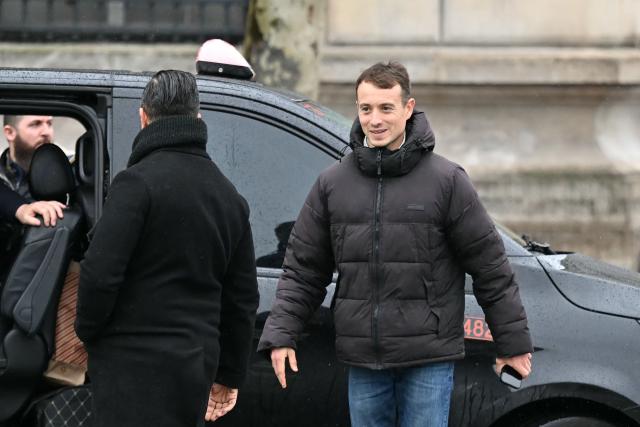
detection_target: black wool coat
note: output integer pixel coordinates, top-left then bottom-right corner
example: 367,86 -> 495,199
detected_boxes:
75,116 -> 259,427
259,111 -> 532,369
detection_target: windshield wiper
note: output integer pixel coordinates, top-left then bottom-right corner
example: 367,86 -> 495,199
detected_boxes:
522,235 -> 556,255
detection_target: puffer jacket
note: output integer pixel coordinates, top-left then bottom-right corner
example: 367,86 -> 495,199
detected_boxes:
258,111 -> 532,369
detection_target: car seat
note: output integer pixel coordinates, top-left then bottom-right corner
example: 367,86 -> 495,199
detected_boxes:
0,143 -> 83,422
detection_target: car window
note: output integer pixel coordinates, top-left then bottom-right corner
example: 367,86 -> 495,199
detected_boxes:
111,96 -> 143,175
200,109 -> 335,267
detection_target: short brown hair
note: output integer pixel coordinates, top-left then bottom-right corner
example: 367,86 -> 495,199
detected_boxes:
356,62 -> 411,104
3,115 -> 22,128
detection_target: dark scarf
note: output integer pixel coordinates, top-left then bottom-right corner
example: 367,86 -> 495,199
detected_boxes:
349,111 -> 435,177
127,116 -> 208,167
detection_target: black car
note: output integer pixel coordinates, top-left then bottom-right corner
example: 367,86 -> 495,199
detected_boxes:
0,67 -> 639,427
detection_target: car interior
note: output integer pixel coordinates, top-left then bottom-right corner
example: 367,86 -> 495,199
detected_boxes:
0,115 -> 99,423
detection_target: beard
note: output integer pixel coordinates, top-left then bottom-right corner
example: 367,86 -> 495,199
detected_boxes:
12,132 -> 52,171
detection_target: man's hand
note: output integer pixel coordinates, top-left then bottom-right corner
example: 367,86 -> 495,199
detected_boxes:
204,383 -> 238,422
495,353 -> 532,378
15,200 -> 65,226
270,347 -> 298,388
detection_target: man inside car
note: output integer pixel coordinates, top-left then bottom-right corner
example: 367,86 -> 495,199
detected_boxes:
1,115 -> 66,275
1,115 -> 65,226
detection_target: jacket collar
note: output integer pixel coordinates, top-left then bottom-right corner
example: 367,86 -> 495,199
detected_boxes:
128,116 -> 208,167
0,148 -> 25,190
349,111 -> 435,177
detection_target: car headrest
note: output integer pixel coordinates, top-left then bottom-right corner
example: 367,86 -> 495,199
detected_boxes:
28,144 -> 75,203
75,132 -> 94,186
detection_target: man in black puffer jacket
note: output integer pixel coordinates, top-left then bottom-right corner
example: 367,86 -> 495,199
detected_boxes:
75,70 -> 259,427
258,62 -> 533,427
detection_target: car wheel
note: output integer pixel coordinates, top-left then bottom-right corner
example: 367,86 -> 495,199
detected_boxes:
520,415 -> 619,427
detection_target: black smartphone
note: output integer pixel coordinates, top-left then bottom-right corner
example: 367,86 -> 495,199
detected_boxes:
500,365 -> 522,389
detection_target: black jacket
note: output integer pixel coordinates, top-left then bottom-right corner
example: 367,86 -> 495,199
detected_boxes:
0,148 -> 28,220
0,185 -> 25,220
0,150 -> 28,275
75,116 -> 259,427
259,111 -> 532,369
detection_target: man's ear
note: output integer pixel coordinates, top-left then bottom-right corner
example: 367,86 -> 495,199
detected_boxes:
404,98 -> 416,119
139,107 -> 149,129
3,125 -> 16,144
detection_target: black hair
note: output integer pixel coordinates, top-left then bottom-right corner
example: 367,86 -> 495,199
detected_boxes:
141,70 -> 199,122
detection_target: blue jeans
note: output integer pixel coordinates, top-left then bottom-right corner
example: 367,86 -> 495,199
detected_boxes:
348,362 -> 454,427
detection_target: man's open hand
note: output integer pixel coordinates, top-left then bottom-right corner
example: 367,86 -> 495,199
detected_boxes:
205,383 -> 238,422
15,200 -> 65,226
270,347 -> 298,388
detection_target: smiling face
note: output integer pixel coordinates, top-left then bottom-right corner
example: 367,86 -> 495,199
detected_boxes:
356,82 -> 415,151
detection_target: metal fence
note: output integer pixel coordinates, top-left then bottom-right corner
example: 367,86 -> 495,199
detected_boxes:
0,0 -> 248,42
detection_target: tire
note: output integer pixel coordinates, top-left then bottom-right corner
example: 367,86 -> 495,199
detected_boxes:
521,415 -> 619,427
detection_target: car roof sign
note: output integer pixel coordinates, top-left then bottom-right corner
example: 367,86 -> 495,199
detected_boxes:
196,39 -> 255,80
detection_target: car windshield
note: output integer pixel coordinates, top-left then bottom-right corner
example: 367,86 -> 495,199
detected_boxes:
494,220 -> 527,247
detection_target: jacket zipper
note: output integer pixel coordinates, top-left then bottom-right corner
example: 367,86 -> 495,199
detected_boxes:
372,149 -> 383,368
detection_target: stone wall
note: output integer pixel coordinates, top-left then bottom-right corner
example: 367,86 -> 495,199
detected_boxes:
325,0 -> 640,47
0,43 -> 199,72
475,171 -> 640,268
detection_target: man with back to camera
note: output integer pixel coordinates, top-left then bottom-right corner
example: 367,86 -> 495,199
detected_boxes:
75,70 -> 259,427
258,62 -> 533,426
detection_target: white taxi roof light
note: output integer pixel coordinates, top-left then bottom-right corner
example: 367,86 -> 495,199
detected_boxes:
196,39 -> 255,80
